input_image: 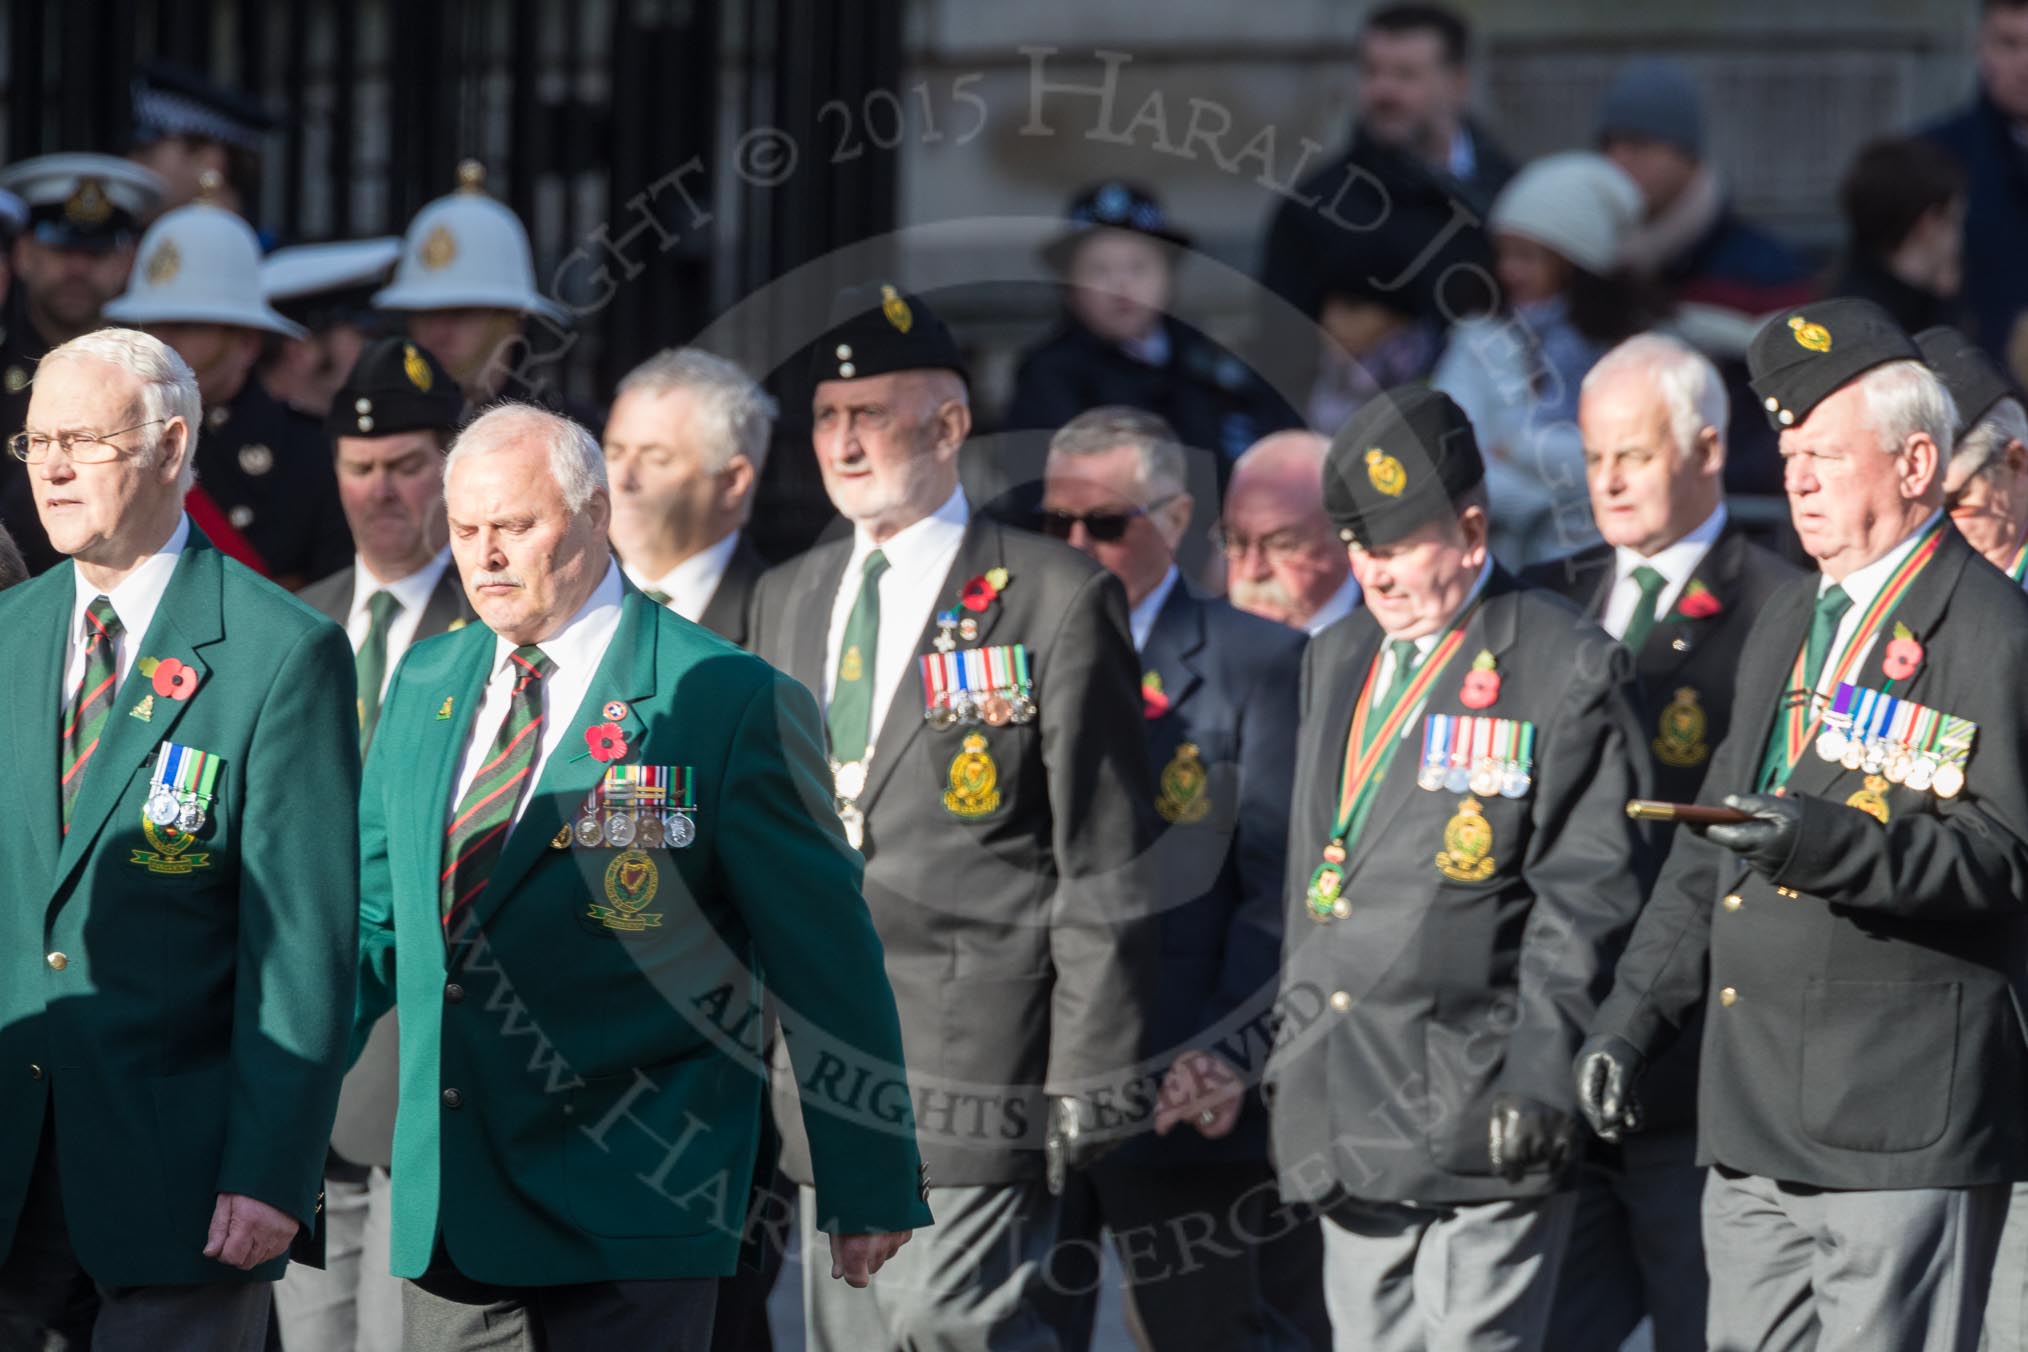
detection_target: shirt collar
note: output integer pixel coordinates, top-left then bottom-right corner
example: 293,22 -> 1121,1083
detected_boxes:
1303,571 -> 1364,635
851,485 -> 969,575
1614,504 -> 1727,589
1120,325 -> 1172,368
644,529 -> 742,602
1821,509 -> 1943,610
73,513 -> 188,638
350,548 -> 451,624
489,558 -> 625,678
1129,565 -> 1181,652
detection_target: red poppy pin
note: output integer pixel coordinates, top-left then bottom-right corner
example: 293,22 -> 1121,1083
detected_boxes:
137,655 -> 200,701
585,722 -> 630,762
960,567 -> 1011,614
1142,671 -> 1170,720
1882,622 -> 1923,681
1676,580 -> 1721,620
1459,650 -> 1500,709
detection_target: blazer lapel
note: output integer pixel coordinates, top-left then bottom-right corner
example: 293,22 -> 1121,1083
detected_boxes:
1140,584 -> 1205,716
858,520 -> 1004,814
17,569 -> 73,886
53,542 -> 223,893
1636,526 -> 1742,682
472,592 -> 660,926
414,566 -> 472,641
787,542 -> 850,703
405,631 -> 494,899
1345,575 -> 1520,879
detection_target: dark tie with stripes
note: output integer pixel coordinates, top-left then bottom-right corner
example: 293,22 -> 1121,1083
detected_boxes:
60,596 -> 123,833
440,644 -> 554,933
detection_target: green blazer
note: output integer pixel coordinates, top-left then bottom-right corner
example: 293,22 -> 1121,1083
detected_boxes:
0,529 -> 361,1286
354,589 -> 931,1285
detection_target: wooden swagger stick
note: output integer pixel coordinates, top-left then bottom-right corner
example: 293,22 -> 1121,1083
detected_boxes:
1625,800 -> 1752,825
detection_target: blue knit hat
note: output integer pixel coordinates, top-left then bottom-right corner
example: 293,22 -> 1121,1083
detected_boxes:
1596,58 -> 1705,159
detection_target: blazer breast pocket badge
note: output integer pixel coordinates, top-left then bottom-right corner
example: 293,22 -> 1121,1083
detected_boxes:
943,733 -> 1003,818
1155,742 -> 1210,824
131,741 -> 222,875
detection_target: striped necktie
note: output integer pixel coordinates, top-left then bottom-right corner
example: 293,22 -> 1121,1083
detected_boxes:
60,596 -> 123,832
440,645 -> 554,933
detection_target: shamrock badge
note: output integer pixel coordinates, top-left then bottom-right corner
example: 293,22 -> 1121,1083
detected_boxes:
585,722 -> 630,763
1459,650 -> 1500,710
1676,580 -> 1721,619
1882,622 -> 1923,682
138,655 -> 200,701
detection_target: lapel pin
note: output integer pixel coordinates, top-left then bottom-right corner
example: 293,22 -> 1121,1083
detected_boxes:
437,696 -> 455,720
129,694 -> 155,722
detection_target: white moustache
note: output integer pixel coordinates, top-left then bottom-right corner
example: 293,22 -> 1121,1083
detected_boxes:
471,570 -> 525,589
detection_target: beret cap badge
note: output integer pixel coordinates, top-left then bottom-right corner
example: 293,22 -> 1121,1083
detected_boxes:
1365,448 -> 1408,498
1789,315 -> 1831,354
880,283 -> 913,334
402,342 -> 434,392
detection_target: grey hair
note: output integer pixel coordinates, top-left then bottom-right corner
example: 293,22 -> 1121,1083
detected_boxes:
1048,405 -> 1187,497
1582,332 -> 1729,462
0,522 -> 25,592
615,347 -> 778,476
1951,396 -> 2028,481
41,327 -> 202,491
447,402 -> 607,512
1859,360 -> 1959,459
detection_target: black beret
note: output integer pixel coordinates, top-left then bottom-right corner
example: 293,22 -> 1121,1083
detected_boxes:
1915,325 -> 2021,439
1324,385 -> 1485,549
1747,298 -> 1920,432
326,338 -> 464,440
1040,180 -> 1192,272
809,283 -> 968,389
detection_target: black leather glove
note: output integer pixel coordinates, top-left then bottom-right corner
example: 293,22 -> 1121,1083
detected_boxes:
1043,1095 -> 1118,1196
1573,1034 -> 1645,1143
1487,1093 -> 1578,1182
1694,792 -> 1803,874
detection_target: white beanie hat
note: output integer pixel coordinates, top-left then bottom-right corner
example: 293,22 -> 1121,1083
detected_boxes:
1489,152 -> 1644,276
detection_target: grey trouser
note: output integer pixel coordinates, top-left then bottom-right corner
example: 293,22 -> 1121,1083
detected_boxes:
1545,1131 -> 1707,1352
801,1181 -> 1062,1351
273,1166 -> 401,1352
1704,1166 -> 2006,1352
1319,1192 -> 1576,1352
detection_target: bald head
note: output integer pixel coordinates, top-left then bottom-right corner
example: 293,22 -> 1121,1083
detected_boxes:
1222,430 -> 1349,628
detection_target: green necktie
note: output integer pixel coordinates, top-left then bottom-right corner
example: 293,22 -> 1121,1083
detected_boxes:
828,550 -> 889,764
1759,584 -> 1852,791
1619,564 -> 1669,656
1362,640 -> 1420,754
442,645 -> 554,930
60,596 -> 123,832
355,590 -> 401,754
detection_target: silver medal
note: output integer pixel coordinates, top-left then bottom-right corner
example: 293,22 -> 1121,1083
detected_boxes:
665,811 -> 696,849
176,797 -> 205,833
1443,766 -> 1471,795
833,760 -> 867,801
603,811 -> 636,848
1416,764 -> 1445,792
1816,729 -> 1847,763
146,785 -> 181,826
1500,768 -> 1529,799
574,816 -> 605,848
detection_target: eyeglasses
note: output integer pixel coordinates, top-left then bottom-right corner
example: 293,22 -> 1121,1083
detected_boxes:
1211,524 -> 1316,566
8,420 -> 169,465
1038,495 -> 1175,543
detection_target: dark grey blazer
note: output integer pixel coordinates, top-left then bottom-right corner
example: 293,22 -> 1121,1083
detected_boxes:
748,514 -> 1163,1187
1594,525 -> 2028,1190
300,560 -> 474,1170
1524,523 -> 1801,1133
697,533 -> 766,648
1268,569 -> 1652,1206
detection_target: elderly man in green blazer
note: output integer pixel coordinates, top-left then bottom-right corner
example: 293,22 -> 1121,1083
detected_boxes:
0,328 -> 360,1350
353,402 -> 930,1350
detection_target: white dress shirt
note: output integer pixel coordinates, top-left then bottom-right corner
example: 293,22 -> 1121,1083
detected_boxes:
823,486 -> 969,754
1304,572 -> 1363,636
66,514 -> 189,696
1368,559 -> 1495,713
1601,505 -> 1727,642
624,529 -> 742,625
1813,510 -> 1943,697
1129,565 -> 1181,654
344,549 -> 453,694
449,560 -> 625,830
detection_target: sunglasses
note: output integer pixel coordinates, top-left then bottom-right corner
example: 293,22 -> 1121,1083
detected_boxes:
1038,494 -> 1176,543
